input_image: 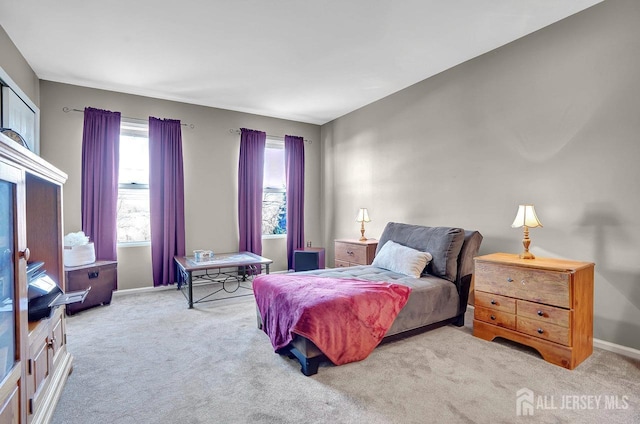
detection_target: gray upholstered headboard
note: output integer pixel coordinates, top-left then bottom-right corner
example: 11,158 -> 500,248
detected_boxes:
376,222 -> 483,301
455,230 -> 483,313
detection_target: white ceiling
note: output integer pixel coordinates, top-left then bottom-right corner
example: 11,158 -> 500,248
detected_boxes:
1,0 -> 602,125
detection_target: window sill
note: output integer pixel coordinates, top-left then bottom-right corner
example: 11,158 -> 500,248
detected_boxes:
117,241 -> 151,248
262,234 -> 286,240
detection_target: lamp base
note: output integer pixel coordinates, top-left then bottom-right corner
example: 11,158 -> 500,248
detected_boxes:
519,228 -> 535,259
359,222 -> 367,242
519,251 -> 535,259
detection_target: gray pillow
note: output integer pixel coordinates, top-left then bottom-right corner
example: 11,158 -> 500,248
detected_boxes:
376,222 -> 465,282
371,240 -> 433,278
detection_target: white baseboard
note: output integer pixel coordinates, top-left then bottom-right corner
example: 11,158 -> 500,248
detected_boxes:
113,285 -> 175,297
466,304 -> 640,361
593,338 -> 640,361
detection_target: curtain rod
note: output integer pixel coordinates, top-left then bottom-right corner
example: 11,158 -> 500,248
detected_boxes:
228,128 -> 311,144
62,107 -> 195,129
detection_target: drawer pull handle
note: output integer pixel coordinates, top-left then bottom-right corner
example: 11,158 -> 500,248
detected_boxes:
490,315 -> 496,320
490,300 -> 497,305
88,271 -> 99,279
521,279 -> 526,285
346,250 -> 354,255
507,277 -> 513,282
537,310 -> 544,317
537,328 -> 544,334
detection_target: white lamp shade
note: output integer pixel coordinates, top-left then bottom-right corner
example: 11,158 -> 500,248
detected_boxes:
511,204 -> 543,228
356,208 -> 371,223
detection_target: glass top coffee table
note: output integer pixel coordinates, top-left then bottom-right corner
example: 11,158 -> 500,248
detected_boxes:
174,252 -> 273,308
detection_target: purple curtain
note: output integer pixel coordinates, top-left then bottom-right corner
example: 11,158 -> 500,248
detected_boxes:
238,128 -> 266,255
81,107 -> 120,261
149,117 -> 186,286
285,135 -> 305,269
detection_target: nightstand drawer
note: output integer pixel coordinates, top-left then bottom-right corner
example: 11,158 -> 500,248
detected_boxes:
474,291 -> 515,314
517,316 -> 570,346
475,262 -> 570,308
334,259 -> 350,268
335,242 -> 367,264
334,239 -> 377,267
475,306 -> 516,330
517,299 -> 570,328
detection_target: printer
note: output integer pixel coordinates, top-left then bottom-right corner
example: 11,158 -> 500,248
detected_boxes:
27,262 -> 89,322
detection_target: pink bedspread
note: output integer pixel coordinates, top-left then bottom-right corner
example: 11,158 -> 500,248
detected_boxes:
253,274 -> 411,365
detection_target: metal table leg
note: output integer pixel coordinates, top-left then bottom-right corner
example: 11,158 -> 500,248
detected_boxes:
188,270 -> 194,309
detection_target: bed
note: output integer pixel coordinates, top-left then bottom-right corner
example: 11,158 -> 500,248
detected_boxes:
254,222 -> 483,376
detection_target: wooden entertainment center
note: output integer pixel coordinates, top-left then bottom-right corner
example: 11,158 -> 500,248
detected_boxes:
0,135 -> 72,423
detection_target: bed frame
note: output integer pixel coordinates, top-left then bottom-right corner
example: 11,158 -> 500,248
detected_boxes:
258,226 -> 483,376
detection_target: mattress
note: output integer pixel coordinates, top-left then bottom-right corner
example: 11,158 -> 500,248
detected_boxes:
297,265 -> 460,336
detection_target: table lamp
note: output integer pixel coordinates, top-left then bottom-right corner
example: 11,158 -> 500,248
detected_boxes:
356,208 -> 371,241
511,204 -> 543,259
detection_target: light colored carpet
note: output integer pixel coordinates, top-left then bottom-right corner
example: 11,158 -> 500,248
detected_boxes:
51,287 -> 639,424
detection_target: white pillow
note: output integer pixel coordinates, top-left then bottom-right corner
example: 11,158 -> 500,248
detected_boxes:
371,240 -> 433,278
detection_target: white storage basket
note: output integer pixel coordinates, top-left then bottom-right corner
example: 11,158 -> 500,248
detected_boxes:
63,242 -> 96,267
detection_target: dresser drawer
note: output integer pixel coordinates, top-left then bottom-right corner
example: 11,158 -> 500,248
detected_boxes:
517,299 -> 570,328
475,291 -> 516,314
335,242 -> 367,264
475,262 -> 570,308
517,316 -> 571,346
475,306 -> 516,330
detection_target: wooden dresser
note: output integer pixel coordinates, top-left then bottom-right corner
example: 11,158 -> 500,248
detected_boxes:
334,239 -> 378,268
473,253 -> 594,370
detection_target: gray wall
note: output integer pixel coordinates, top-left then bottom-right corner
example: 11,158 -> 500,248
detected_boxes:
0,26 -> 39,107
38,81 -> 321,289
320,0 -> 640,350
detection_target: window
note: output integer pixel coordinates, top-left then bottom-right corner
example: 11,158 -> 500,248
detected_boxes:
117,120 -> 151,244
262,139 -> 286,236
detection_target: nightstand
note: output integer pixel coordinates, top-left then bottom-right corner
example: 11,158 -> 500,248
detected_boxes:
334,239 -> 378,268
472,253 -> 594,369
